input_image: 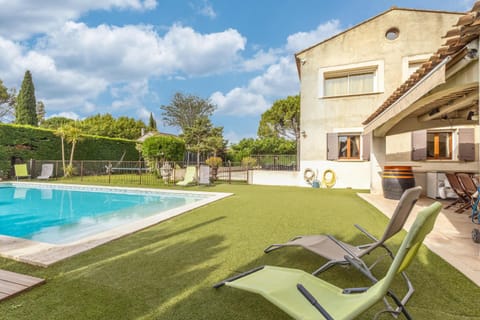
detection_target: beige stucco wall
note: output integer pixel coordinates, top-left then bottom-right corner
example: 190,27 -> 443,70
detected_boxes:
297,9 -> 462,188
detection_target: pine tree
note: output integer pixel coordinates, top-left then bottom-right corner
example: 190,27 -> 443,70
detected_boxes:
15,70 -> 38,126
36,101 -> 46,125
148,112 -> 157,131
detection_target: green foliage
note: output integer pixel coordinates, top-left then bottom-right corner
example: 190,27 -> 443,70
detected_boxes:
160,92 -> 216,132
228,137 -> 296,162
15,70 -> 38,126
258,95 -> 300,140
148,112 -> 157,131
141,135 -> 185,162
241,156 -> 257,168
41,116 -> 75,129
205,156 -> 222,167
78,113 -> 146,140
0,123 -> 139,165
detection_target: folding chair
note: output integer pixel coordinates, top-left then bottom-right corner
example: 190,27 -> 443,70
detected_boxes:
214,202 -> 442,320
444,173 -> 471,213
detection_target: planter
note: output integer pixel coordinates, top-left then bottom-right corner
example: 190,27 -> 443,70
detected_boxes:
382,166 -> 415,200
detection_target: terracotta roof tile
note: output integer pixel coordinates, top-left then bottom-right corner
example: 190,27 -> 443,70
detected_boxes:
363,1 -> 480,125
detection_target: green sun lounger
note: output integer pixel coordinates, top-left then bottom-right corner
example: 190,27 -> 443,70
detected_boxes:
14,164 -> 31,180
214,201 -> 442,319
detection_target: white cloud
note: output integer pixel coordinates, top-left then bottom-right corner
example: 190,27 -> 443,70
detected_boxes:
242,48 -> 282,72
0,0 -> 158,40
286,19 -> 342,53
210,88 -> 270,116
196,0 -> 217,19
47,111 -> 81,120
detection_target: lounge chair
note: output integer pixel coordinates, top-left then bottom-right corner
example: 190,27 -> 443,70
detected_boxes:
214,201 -> 442,320
14,164 -> 30,180
264,186 -> 422,275
36,163 -> 54,180
176,166 -> 196,186
444,173 -> 470,213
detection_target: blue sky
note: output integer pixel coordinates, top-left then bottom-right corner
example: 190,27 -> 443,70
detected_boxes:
0,0 -> 474,142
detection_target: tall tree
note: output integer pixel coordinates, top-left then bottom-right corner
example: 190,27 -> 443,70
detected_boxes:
257,95 -> 300,169
15,70 -> 38,126
148,112 -> 157,131
182,117 -> 213,166
54,125 -> 68,176
36,101 -> 46,125
0,80 -> 16,122
160,92 -> 216,132
257,95 -> 300,140
64,124 -> 83,176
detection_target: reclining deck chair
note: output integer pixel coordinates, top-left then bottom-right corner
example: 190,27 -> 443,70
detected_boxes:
14,164 -> 31,180
456,173 -> 478,211
444,173 -> 470,213
36,163 -> 54,180
176,166 -> 196,186
214,201 -> 442,320
265,186 -> 422,276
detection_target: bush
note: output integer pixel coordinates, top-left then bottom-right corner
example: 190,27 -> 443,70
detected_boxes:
241,156 -> 257,168
205,156 -> 222,167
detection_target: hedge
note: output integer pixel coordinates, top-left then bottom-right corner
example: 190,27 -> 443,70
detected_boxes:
0,123 -> 140,164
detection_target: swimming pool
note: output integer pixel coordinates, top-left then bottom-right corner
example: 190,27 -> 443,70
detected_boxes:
0,182 -> 231,266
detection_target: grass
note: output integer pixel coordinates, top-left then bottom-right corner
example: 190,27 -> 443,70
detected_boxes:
0,183 -> 479,319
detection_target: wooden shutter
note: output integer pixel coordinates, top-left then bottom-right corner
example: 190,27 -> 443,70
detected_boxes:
362,132 -> 371,161
458,128 -> 475,161
327,133 -> 338,160
411,130 -> 427,161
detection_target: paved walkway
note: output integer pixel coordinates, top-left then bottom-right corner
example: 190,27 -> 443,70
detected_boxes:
359,193 -> 480,286
0,269 -> 45,301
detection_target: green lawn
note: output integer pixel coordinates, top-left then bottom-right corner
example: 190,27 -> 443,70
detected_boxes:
0,184 -> 478,319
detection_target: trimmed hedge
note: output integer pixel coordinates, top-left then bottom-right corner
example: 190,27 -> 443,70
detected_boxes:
0,123 -> 140,163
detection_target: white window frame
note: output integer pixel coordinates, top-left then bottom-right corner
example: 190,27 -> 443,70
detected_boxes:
318,60 -> 384,98
401,54 -> 431,82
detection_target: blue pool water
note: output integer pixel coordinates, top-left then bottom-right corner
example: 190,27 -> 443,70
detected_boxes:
0,184 -> 207,244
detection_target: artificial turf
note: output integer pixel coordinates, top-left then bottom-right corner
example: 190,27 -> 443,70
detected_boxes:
0,184 -> 478,319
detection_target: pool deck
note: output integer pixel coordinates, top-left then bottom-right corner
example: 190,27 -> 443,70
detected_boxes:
0,183 -> 232,267
0,269 -> 44,301
359,193 -> 480,286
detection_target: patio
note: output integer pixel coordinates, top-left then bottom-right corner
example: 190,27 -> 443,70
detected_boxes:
360,193 -> 480,286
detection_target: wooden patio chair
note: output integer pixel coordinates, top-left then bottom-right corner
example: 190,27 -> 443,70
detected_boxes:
444,173 -> 470,213
456,173 -> 478,212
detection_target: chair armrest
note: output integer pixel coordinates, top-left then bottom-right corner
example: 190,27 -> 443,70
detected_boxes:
354,224 -> 379,242
344,255 -> 378,283
297,283 -> 334,320
342,287 -> 369,294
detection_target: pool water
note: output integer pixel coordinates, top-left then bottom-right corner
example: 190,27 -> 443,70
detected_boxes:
0,184 -> 207,244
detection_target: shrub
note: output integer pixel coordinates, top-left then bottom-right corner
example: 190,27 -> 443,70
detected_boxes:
205,156 -> 222,167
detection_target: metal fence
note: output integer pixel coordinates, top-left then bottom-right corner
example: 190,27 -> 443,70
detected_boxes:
251,154 -> 297,171
4,160 -> 249,185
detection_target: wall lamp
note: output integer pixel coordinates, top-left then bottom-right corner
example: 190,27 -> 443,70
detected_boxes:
301,130 -> 307,138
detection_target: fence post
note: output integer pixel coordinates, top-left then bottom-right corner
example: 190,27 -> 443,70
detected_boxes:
108,161 -> 112,184
80,161 -> 84,181
139,160 -> 142,185
228,160 -> 232,184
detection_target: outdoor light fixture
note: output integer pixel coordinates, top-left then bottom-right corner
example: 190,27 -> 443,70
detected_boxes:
467,48 -> 478,60
301,130 -> 307,137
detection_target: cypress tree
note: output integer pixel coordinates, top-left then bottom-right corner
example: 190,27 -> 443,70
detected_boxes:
15,70 -> 38,126
148,112 -> 157,131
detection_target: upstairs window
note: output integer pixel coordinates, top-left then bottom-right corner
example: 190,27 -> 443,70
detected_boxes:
319,60 -> 384,98
324,68 -> 376,97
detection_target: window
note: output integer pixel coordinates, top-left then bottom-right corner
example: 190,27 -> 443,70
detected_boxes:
427,132 -> 452,159
338,134 -> 360,159
412,128 -> 475,161
327,132 -> 370,161
324,69 -> 375,97
319,60 -> 384,98
385,27 -> 400,40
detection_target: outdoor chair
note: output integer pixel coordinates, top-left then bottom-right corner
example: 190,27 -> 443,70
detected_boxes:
444,173 -> 471,213
14,164 -> 30,180
456,173 -> 478,211
214,201 -> 442,320
176,166 -> 197,186
265,186 -> 422,276
36,163 -> 54,180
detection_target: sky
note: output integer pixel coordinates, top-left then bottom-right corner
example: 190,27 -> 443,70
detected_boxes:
0,0 -> 475,143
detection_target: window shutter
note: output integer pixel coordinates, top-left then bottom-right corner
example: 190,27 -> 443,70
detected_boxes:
327,133 -> 338,160
411,130 -> 427,161
362,132 -> 371,161
458,128 -> 475,161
